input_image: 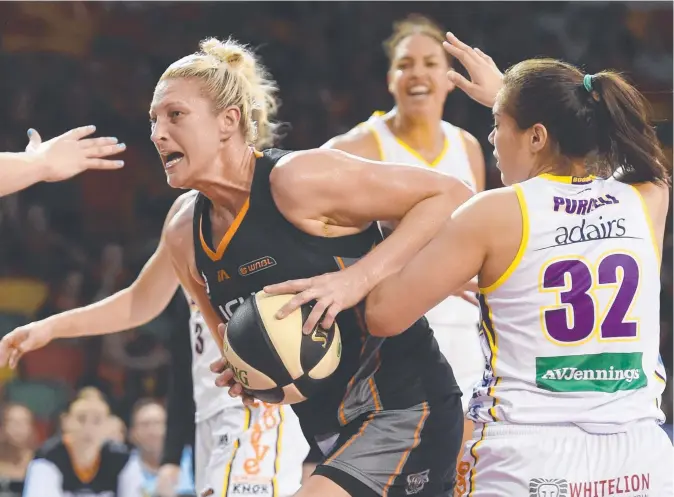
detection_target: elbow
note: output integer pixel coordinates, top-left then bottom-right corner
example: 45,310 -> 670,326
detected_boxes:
364,294 -> 404,338
437,175 -> 475,210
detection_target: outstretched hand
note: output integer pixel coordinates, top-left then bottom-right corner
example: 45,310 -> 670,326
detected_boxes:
0,322 -> 54,369
25,125 -> 126,182
443,32 -> 504,108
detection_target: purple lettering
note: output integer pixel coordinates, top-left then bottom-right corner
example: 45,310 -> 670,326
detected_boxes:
565,198 -> 578,214
623,475 -> 631,492
615,475 -> 624,493
553,196 -> 565,212
577,199 -> 589,215
608,479 -> 616,494
606,194 -> 619,204
588,198 -> 597,214
599,479 -> 607,495
641,473 -> 649,489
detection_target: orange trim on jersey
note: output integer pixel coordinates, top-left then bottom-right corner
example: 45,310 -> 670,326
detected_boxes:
382,402 -> 429,497
200,198 -> 250,262
325,412 -> 375,465
334,256 -> 382,422
62,436 -> 101,484
253,148 -> 264,158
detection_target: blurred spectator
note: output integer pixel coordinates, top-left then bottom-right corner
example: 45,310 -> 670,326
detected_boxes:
107,414 -> 127,445
0,403 -> 35,497
128,399 -> 195,497
23,389 -> 143,497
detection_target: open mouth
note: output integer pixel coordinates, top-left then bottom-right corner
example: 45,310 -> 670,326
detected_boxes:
407,85 -> 431,98
164,152 -> 185,169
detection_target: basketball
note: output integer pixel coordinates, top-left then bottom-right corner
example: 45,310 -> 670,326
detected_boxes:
222,291 -> 342,404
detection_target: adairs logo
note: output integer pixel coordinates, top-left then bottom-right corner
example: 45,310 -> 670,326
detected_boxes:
239,256 -> 277,277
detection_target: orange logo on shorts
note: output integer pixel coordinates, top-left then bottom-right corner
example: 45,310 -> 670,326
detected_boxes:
244,403 -> 280,476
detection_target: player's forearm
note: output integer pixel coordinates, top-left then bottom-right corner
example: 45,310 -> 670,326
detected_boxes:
0,152 -> 46,196
354,186 -> 469,293
44,284 -> 173,339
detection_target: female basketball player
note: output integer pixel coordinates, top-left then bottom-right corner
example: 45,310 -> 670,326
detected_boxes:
1,125 -> 124,197
322,14 -> 486,458
23,391 -> 143,497
148,37 -> 472,497
0,191 -> 310,497
363,34 -> 673,494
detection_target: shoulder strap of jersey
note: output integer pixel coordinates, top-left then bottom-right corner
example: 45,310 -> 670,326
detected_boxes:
191,191 -> 211,276
250,148 -> 294,211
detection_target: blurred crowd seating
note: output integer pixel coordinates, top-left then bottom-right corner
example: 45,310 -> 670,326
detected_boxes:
0,1 -> 671,448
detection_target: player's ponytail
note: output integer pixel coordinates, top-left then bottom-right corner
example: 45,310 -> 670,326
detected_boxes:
160,37 -> 280,148
589,72 -> 671,185
501,59 -> 671,185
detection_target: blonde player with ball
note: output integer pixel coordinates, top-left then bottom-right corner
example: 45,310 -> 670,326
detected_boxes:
324,15 -> 486,456
363,33 -> 673,495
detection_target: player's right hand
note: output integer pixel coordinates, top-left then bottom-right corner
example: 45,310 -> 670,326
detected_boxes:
443,32 -> 503,108
25,125 -> 125,182
0,322 -> 54,369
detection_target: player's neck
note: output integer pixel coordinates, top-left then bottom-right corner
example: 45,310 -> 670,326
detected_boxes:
193,140 -> 256,215
530,157 -> 589,180
389,111 -> 443,152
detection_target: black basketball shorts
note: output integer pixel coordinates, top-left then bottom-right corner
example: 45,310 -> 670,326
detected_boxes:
314,393 -> 463,496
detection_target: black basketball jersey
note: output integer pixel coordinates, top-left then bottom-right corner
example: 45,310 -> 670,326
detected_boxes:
24,437 -> 141,497
192,148 -> 460,440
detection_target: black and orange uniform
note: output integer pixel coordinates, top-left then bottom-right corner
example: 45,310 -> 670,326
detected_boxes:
23,437 -> 143,497
193,149 -> 463,496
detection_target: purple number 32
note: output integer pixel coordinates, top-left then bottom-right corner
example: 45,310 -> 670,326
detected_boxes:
542,253 -> 639,343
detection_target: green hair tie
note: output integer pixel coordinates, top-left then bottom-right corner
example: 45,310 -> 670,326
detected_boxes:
583,74 -> 594,92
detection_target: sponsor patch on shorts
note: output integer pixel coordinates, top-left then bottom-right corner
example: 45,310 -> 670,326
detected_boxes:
529,473 -> 651,496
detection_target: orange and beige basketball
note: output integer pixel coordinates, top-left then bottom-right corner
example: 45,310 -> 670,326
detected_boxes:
223,291 -> 342,404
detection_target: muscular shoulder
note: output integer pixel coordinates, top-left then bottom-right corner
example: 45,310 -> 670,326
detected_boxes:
165,191 -> 198,252
322,125 -> 381,161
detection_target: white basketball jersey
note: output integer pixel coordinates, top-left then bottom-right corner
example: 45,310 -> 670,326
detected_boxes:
365,111 -> 480,329
183,288 -> 239,422
468,174 -> 666,432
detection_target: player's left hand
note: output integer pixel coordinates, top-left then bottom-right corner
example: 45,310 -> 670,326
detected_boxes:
211,328 -> 257,407
263,267 -> 371,334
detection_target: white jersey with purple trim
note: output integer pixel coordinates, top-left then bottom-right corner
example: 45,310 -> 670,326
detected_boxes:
184,288 -> 240,422
468,174 -> 666,432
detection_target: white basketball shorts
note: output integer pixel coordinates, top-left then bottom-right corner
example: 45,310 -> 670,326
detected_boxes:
195,402 -> 309,497
433,324 -> 485,413
455,420 -> 673,497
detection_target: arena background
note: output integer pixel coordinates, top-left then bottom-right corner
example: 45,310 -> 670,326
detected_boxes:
0,0 -> 672,483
